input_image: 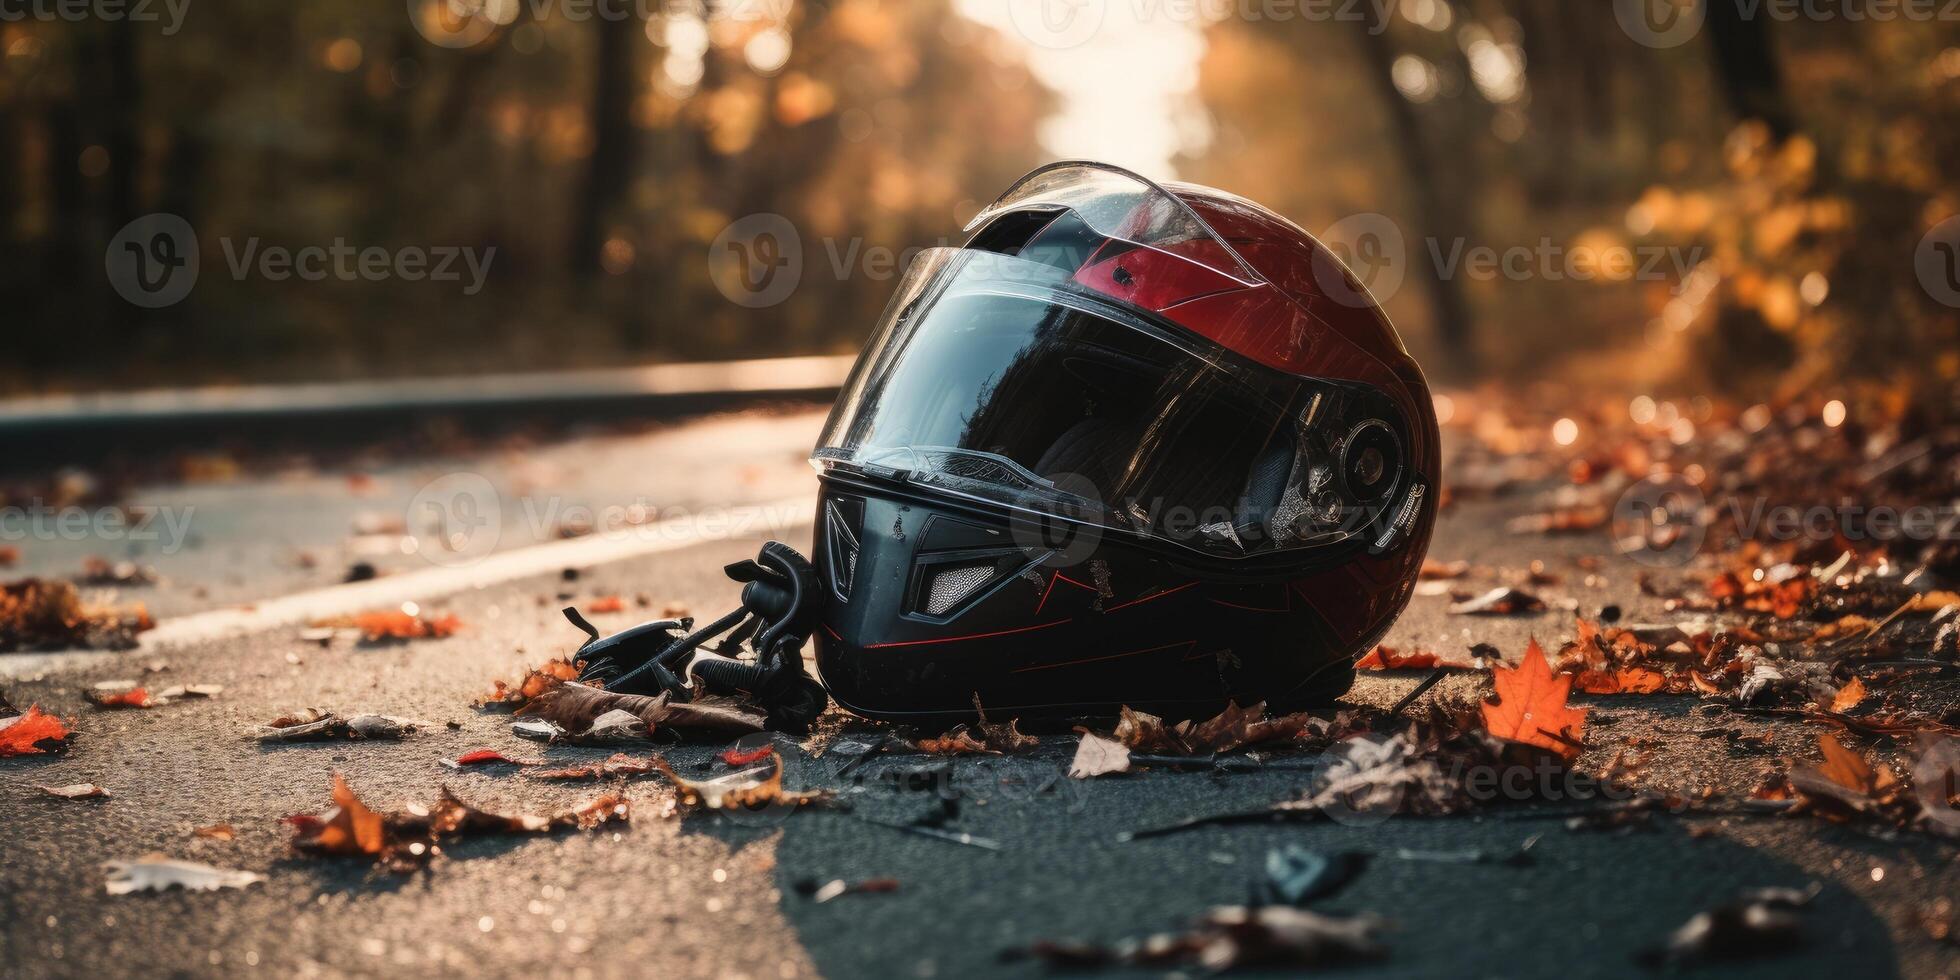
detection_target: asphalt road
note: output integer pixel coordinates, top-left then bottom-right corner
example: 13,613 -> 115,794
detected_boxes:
2,413 -> 1956,979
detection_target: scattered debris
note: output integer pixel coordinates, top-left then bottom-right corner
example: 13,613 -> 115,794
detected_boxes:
529,753 -> 657,781
77,557 -> 159,587
651,750 -> 829,814
586,595 -> 628,614
1255,846 -> 1369,907
39,783 -> 108,799
475,657 -> 581,710
798,877 -> 901,903
1009,906 -> 1386,971
516,683 -> 767,740
440,749 -> 540,769
103,856 -> 265,895
1450,586 -> 1548,616
255,710 -> 420,742
288,773 -> 628,873
193,824 -> 237,841
1635,884 -> 1820,967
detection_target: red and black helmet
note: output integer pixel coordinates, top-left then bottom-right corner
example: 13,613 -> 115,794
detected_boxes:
811,162 -> 1438,723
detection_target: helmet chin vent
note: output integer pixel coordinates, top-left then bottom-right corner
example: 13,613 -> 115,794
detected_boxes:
825,498 -> 863,601
923,563 -> 996,615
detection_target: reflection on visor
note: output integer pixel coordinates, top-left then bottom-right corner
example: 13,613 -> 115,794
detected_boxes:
816,249 -> 1406,558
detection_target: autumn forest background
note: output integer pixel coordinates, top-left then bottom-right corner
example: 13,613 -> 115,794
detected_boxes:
2,0 -> 1957,401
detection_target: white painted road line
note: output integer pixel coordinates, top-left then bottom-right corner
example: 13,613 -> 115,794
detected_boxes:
0,355 -> 854,426
0,495 -> 817,678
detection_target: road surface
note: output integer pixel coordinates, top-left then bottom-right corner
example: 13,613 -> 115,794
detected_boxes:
1,409 -> 1954,979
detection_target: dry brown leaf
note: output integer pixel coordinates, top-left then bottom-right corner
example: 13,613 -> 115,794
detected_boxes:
39,783 -> 108,799
515,683 -> 766,738
1068,732 -> 1132,779
476,657 -> 583,709
1830,676 -> 1868,713
193,824 -> 237,841
651,749 -> 828,812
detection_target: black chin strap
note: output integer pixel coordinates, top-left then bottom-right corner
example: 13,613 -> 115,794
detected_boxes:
570,541 -> 828,732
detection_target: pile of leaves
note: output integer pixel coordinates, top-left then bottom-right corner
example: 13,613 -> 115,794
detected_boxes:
288,774 -> 628,873
0,578 -> 153,652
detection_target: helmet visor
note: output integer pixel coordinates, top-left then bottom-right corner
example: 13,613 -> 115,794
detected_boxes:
815,248 -> 1411,559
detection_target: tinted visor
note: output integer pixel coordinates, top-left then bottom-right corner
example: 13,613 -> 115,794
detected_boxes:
816,248 -> 1409,558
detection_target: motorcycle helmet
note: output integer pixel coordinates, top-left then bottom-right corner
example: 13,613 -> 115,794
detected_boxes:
811,162 -> 1438,723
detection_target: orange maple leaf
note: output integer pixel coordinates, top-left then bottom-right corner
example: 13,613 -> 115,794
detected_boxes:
1480,638 -> 1587,758
0,706 -> 72,756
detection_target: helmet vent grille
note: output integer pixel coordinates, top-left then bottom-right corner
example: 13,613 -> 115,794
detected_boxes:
924,563 -> 995,615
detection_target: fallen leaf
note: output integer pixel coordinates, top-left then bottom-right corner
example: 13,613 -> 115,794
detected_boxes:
586,595 -> 627,614
721,744 -> 774,766
39,783 -> 108,799
652,750 -> 829,813
1068,732 -> 1132,778
516,683 -> 766,739
256,711 -> 420,742
529,753 -> 657,781
972,695 -> 1039,752
441,749 -> 540,769
103,855 -> 264,895
1481,639 -> 1587,759
85,687 -> 154,710
1449,586 -> 1548,616
476,657 -> 582,709
0,706 -> 73,756
289,774 -> 628,872
193,824 -> 237,841
917,728 -> 992,755
1830,676 -> 1867,713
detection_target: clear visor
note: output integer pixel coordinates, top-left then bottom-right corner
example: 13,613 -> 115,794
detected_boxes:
814,248 -> 1407,558
964,161 -> 1264,286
